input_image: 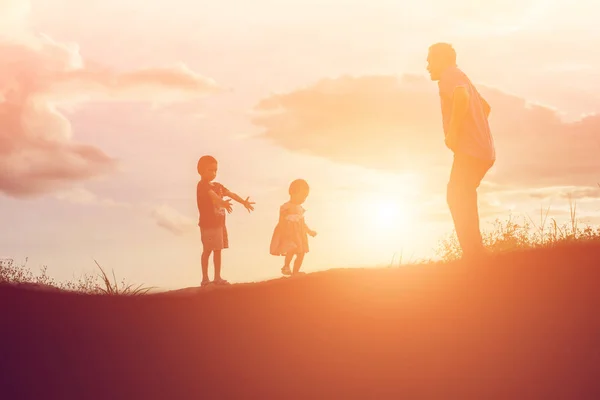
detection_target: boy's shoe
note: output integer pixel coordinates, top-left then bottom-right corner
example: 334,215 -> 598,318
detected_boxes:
201,279 -> 211,287
281,266 -> 292,276
213,278 -> 230,286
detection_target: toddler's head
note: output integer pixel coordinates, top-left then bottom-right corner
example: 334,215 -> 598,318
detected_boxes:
289,179 -> 309,204
197,155 -> 218,182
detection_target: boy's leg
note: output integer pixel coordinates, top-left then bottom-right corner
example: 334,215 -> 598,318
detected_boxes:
201,226 -> 227,283
292,253 -> 305,274
201,248 -> 212,283
213,250 -> 222,281
213,226 -> 229,283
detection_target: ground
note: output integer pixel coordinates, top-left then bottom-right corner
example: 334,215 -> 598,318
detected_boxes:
2,242 -> 600,399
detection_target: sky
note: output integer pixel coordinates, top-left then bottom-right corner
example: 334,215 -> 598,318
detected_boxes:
2,0 -> 600,289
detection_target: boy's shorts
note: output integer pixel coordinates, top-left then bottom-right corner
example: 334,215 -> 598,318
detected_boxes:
200,226 -> 229,251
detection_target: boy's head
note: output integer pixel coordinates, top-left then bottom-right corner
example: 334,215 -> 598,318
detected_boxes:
197,155 -> 218,181
289,179 -> 310,203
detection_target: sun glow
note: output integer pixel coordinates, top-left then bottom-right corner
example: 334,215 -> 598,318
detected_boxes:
355,194 -> 415,234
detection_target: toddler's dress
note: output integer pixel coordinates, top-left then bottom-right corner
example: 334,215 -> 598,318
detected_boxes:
270,201 -> 310,256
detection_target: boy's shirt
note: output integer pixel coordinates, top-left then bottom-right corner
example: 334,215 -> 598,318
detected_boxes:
197,180 -> 229,229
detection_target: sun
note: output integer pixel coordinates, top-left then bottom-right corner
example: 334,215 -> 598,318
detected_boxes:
372,198 -> 401,228
354,194 -> 414,234
338,190 -> 422,259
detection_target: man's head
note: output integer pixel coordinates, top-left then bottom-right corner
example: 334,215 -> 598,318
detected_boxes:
197,155 -> 218,181
427,42 -> 457,81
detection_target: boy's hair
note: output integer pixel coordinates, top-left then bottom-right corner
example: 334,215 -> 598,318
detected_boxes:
289,179 -> 309,196
428,42 -> 457,65
197,155 -> 217,175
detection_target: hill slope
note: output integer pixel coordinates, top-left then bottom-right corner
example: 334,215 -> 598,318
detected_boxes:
2,243 -> 600,399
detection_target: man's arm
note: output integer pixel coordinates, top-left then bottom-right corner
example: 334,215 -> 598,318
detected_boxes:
480,95 -> 491,118
446,86 -> 471,149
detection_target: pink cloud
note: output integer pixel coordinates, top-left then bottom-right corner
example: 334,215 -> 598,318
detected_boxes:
52,188 -> 195,236
0,0 -> 223,198
252,74 -> 600,190
150,205 -> 196,236
53,188 -> 129,208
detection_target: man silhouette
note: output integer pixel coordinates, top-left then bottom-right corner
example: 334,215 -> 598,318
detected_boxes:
427,43 -> 496,260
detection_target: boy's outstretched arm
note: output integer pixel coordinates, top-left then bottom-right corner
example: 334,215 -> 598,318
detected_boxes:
224,189 -> 255,212
208,190 -> 233,213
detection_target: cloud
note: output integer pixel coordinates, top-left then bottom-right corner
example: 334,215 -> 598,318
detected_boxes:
521,186 -> 600,201
252,75 -> 445,172
53,188 -> 129,207
150,205 -> 196,236
252,74 -> 600,190
53,187 -> 195,236
0,0 -> 223,198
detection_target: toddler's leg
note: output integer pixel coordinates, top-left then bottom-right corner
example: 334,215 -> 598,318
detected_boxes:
284,254 -> 294,269
281,253 -> 294,275
201,249 -> 212,283
292,253 -> 305,274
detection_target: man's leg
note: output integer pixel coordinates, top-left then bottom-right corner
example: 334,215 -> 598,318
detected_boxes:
447,155 -> 468,252
467,157 -> 493,255
447,154 -> 492,257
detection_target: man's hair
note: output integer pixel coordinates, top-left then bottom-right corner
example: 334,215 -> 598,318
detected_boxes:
197,155 -> 217,174
289,179 -> 309,196
428,42 -> 457,65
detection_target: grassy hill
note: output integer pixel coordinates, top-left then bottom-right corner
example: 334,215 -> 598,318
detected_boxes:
2,242 -> 600,399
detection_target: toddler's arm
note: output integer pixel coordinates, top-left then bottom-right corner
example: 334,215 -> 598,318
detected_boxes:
303,220 -> 317,237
